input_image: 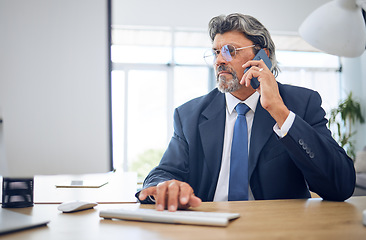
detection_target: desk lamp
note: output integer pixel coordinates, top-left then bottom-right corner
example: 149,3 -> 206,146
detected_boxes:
299,0 -> 366,57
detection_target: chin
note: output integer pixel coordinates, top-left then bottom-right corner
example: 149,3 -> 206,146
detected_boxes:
217,80 -> 241,93
217,73 -> 242,93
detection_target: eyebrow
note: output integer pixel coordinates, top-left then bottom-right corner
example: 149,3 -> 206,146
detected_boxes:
212,43 -> 241,50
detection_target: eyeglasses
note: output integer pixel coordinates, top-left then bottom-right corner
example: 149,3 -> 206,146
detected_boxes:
203,44 -> 255,65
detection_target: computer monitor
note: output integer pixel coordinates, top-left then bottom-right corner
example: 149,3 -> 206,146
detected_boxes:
0,0 -> 112,207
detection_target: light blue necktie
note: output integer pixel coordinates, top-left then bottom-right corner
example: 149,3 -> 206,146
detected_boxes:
228,103 -> 250,201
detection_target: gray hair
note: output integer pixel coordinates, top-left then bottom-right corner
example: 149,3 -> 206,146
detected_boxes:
208,13 -> 279,77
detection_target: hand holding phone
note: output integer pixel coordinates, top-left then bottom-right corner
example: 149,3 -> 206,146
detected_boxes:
243,49 -> 272,89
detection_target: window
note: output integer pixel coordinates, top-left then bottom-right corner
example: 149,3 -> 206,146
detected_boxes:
276,51 -> 341,113
111,27 -> 212,179
111,27 -> 341,179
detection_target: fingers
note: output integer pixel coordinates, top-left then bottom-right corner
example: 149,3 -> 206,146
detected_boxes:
188,195 -> 202,208
241,66 -> 266,87
241,59 -> 266,71
139,187 -> 156,201
178,181 -> 193,205
241,60 -> 268,87
152,180 -> 202,211
156,181 -> 169,211
167,181 -> 180,211
241,60 -> 287,119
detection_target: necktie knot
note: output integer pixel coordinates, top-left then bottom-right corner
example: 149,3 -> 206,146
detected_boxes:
235,103 -> 250,116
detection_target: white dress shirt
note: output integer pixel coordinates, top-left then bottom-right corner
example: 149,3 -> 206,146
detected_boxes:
213,92 -> 295,201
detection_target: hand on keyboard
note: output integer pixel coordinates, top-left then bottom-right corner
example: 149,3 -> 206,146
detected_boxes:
138,180 -> 202,212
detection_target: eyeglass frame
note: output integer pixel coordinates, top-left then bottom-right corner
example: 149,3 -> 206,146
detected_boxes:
203,44 -> 256,64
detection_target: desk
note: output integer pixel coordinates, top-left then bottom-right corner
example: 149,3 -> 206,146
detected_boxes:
1,172 -> 138,204
34,172 -> 137,203
2,196 -> 366,240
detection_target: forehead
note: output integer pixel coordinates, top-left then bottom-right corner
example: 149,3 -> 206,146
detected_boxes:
212,31 -> 252,48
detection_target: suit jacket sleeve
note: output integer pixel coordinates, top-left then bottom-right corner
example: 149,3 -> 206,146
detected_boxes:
280,90 -> 355,201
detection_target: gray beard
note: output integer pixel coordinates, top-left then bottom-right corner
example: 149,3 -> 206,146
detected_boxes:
216,71 -> 241,93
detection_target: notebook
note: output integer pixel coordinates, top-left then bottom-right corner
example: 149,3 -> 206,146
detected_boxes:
0,208 -> 50,235
100,208 -> 240,227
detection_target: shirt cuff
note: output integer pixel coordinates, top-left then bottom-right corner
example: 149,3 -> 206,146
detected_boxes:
273,111 -> 295,138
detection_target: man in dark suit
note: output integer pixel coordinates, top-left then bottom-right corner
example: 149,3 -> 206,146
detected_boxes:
136,13 -> 356,211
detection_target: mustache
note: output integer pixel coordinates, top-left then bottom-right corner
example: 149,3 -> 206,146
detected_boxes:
216,65 -> 235,78
217,65 -> 231,73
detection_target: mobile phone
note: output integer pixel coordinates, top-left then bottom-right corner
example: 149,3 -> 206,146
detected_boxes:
244,49 -> 272,89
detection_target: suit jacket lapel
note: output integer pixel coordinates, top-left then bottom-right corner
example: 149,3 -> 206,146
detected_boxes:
198,92 -> 226,196
249,99 -> 275,179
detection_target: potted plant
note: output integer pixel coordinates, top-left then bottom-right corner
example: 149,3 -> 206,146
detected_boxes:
328,92 -> 365,160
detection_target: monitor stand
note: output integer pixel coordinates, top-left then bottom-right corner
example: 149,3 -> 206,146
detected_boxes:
2,177 -> 34,208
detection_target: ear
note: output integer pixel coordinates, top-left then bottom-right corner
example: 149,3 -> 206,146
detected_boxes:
263,48 -> 270,57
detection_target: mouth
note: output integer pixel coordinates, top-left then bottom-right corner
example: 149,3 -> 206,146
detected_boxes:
217,71 -> 232,78
216,65 -> 233,78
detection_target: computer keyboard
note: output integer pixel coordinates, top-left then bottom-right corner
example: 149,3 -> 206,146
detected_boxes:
99,208 -> 240,227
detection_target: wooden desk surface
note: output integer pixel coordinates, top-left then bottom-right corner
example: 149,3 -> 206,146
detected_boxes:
2,196 -> 365,240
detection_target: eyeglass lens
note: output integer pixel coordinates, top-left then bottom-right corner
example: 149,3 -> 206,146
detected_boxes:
204,44 -> 236,65
221,45 -> 235,62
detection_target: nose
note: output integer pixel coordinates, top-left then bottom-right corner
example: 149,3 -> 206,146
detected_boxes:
215,51 -> 228,67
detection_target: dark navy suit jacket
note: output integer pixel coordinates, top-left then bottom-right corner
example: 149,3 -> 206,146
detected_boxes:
141,83 -> 356,202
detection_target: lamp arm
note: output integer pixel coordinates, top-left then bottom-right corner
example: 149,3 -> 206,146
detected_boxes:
357,0 -> 366,10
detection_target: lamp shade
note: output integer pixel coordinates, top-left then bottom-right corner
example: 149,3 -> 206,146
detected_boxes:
299,0 -> 366,57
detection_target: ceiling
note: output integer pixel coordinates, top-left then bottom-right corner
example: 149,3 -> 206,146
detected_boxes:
112,0 -> 332,34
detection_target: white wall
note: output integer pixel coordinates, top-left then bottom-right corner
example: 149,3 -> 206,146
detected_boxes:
342,52 -> 366,153
360,53 -> 366,151
0,0 -> 111,177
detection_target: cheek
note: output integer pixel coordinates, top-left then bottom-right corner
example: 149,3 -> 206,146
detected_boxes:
236,53 -> 255,78
233,64 -> 245,79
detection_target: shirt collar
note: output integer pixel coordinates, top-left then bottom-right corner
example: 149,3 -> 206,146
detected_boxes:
225,91 -> 260,115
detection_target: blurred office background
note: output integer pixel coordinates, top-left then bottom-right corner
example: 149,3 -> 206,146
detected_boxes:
0,0 -> 365,180
110,0 -> 366,178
